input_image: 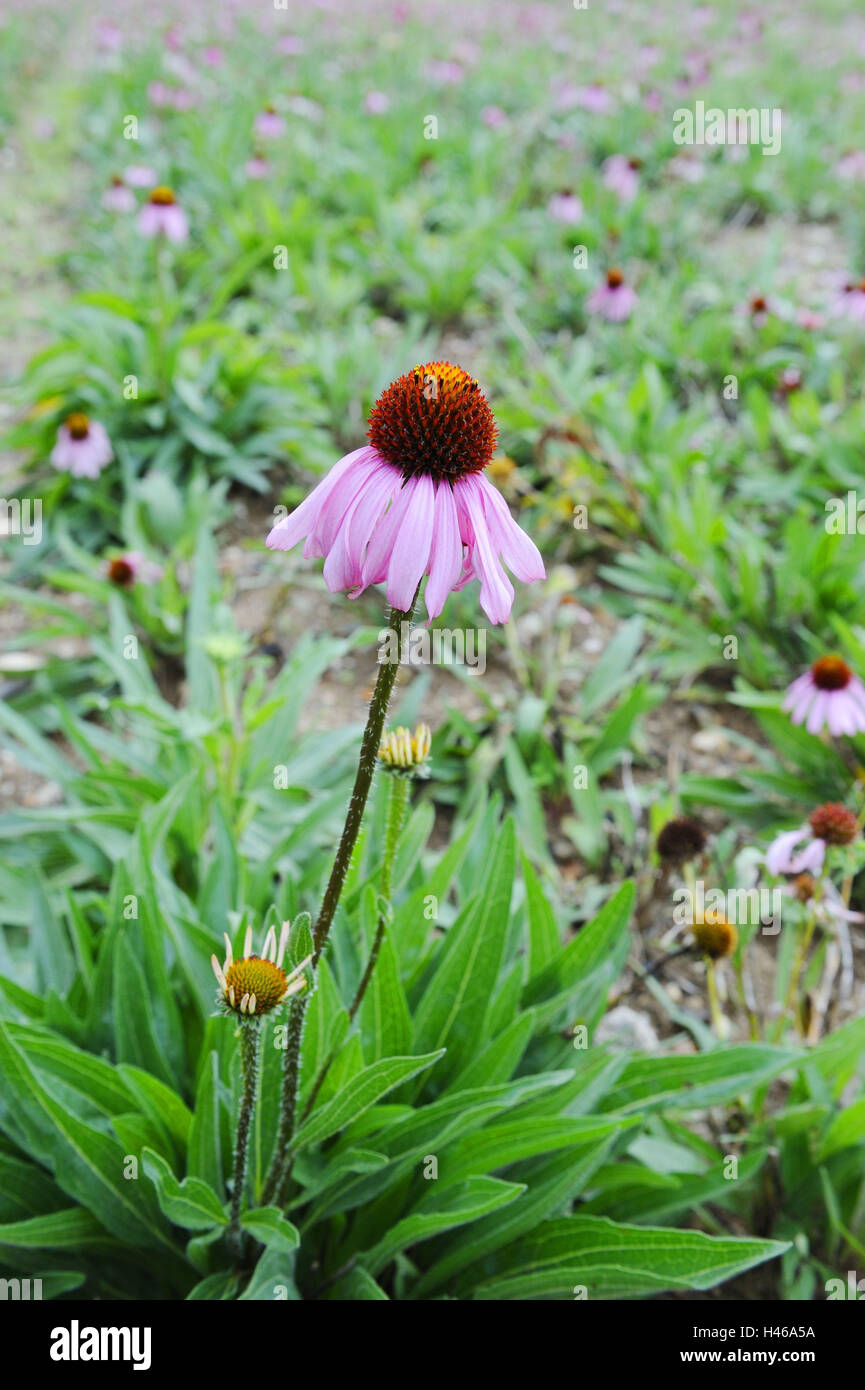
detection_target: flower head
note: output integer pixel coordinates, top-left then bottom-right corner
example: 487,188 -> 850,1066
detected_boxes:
106,551 -> 163,588
265,362 -> 544,625
692,911 -> 738,960
602,154 -> 640,203
782,656 -> 865,736
102,176 -> 136,212
378,723 -> 432,776
547,190 -> 583,224
245,153 -> 271,180
766,802 -> 858,877
211,924 -> 311,1019
51,413 -> 113,478
255,106 -> 285,138
656,815 -> 706,864
138,186 -> 188,242
586,268 -> 638,322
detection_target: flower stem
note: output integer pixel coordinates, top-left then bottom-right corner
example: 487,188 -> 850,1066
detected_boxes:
227,1022 -> 260,1258
350,772 -> 409,1020
262,597 -> 416,1208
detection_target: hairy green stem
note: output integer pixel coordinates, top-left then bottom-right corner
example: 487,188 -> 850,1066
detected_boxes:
228,1022 -> 260,1257
262,596 -> 417,1208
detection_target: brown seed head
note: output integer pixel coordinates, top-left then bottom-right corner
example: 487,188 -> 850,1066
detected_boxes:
367,362 -> 498,483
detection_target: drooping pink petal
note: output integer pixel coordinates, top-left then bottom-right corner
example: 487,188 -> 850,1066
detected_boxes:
383,473 -> 435,611
424,482 -> 464,621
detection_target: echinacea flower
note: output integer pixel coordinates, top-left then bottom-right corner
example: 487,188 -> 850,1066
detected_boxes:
656,815 -> 707,864
254,105 -> 285,138
244,153 -> 271,180
831,276 -> 865,322
124,164 -> 158,187
745,292 -> 773,327
692,910 -> 738,960
379,723 -> 432,775
766,802 -> 858,877
481,105 -> 507,128
106,551 -> 163,588
586,268 -> 638,322
547,190 -> 583,224
782,655 -> 865,736
138,186 -> 188,242
602,154 -> 640,202
266,361 -> 545,625
364,91 -> 390,114
50,413 -> 113,478
836,150 -> 865,181
211,923 -> 311,1019
102,177 -> 136,212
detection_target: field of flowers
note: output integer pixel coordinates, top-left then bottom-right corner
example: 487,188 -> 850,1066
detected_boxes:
2,0 -> 865,1319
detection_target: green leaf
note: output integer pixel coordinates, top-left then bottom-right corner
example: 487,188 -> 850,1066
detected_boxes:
240,1206 -> 300,1252
0,1208 -> 111,1251
602,1045 -> 800,1114
471,1216 -> 790,1300
412,819 -> 516,1078
293,1051 -> 445,1151
364,1176 -> 526,1275
142,1149 -> 227,1231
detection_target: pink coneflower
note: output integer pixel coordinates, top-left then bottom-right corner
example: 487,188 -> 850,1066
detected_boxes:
745,292 -> 773,327
102,177 -> 136,212
106,551 -> 163,588
643,88 -> 663,113
586,268 -> 638,322
832,275 -> 865,322
265,362 -> 545,626
795,307 -> 824,331
278,35 -> 305,55
50,413 -> 113,479
364,91 -> 390,115
427,60 -> 464,86
245,153 -> 271,180
836,150 -> 865,180
547,190 -> 583,224
255,105 -> 285,138
766,802 -> 858,876
95,21 -> 123,52
602,154 -> 641,202
124,165 -> 157,188
203,45 -> 224,67
481,105 -> 507,128
783,656 -> 865,735
138,186 -> 188,242
574,83 -> 613,114
777,366 -> 802,395
147,80 -> 174,108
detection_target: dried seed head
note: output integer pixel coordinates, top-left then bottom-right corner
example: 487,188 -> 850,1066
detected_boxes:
367,361 -> 498,483
808,801 -> 858,846
107,556 -> 135,588
656,815 -> 707,864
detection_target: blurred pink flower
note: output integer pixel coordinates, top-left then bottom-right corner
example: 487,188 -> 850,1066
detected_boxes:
255,106 -> 286,138
107,551 -> 163,587
95,21 -> 123,52
203,46 -> 225,67
783,656 -> 865,735
102,178 -> 136,212
245,154 -> 271,180
278,36 -> 305,55
765,826 -> 826,877
587,269 -> 638,322
602,154 -> 640,202
832,275 -> 865,321
836,150 -> 865,180
51,414 -> 113,479
124,165 -> 158,188
547,190 -> 583,224
364,91 -> 390,114
427,60 -> 464,86
481,105 -> 507,128
265,362 -> 544,626
796,307 -> 825,331
138,186 -> 188,242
